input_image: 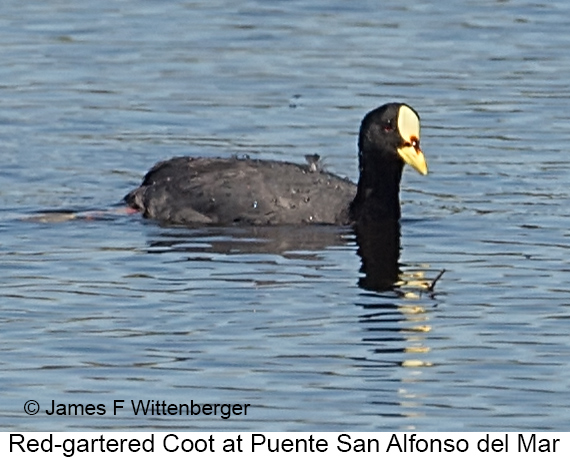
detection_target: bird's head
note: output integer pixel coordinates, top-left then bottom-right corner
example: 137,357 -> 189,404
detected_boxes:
358,103 -> 428,176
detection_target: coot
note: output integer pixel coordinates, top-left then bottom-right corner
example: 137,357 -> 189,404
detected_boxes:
125,103 -> 428,225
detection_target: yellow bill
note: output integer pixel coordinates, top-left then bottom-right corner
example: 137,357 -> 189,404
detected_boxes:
397,105 -> 428,175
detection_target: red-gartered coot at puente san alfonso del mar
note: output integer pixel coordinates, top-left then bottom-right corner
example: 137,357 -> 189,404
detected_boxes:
125,103 -> 428,226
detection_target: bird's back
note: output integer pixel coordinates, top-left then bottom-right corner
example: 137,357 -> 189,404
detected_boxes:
125,156 -> 356,225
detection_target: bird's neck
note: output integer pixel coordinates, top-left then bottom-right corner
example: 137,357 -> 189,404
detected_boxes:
350,160 -> 404,222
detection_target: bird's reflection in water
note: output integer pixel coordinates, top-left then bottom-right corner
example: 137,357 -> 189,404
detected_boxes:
142,222 -> 438,302
353,220 -> 433,364
143,224 -> 352,262
353,221 -> 401,293
354,220 -> 436,422
145,221 -> 438,421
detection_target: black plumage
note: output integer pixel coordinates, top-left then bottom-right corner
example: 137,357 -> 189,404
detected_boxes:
125,103 -> 428,226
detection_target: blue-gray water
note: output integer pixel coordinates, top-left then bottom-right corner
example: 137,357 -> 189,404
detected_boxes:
2,0 -> 570,431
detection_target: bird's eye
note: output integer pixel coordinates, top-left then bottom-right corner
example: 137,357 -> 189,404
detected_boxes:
383,123 -> 394,132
